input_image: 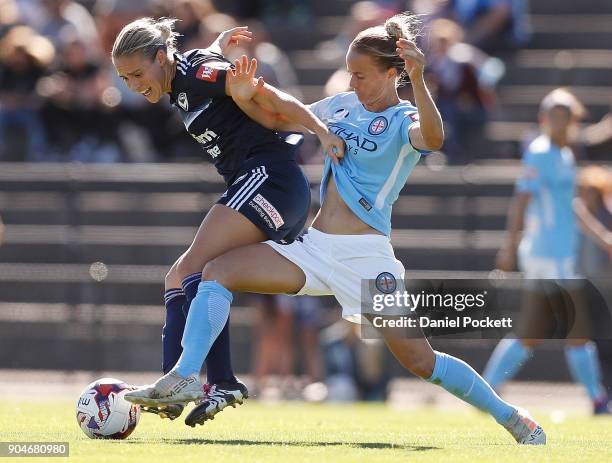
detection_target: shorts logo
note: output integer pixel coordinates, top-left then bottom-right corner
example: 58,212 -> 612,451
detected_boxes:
232,173 -> 248,186
177,92 -> 189,111
359,197 -> 372,211
253,193 -> 284,229
368,116 -> 388,135
375,272 -> 397,294
196,65 -> 219,82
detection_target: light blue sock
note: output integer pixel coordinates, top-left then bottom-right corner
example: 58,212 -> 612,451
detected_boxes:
482,337 -> 532,390
427,351 -> 515,424
175,281 -> 232,378
565,342 -> 605,401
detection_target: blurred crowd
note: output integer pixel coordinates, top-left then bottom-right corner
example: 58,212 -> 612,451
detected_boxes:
0,0 -> 307,163
0,0 -> 533,165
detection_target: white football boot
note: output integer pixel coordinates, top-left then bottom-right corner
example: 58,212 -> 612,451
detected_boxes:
503,408 -> 546,445
124,371 -> 204,407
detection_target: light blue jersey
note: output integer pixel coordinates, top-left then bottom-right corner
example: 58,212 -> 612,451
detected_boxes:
516,135 -> 577,259
309,92 -> 427,236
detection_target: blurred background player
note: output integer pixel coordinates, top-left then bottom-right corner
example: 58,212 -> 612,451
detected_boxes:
483,88 -> 612,415
250,294 -> 324,400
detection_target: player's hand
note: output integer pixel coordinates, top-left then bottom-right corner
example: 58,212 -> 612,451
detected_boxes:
215,26 -> 253,56
228,55 -> 263,102
396,38 -> 426,79
495,247 -> 516,272
317,131 -> 345,165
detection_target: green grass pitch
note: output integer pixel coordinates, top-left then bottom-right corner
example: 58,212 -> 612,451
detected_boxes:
1,400 -> 611,462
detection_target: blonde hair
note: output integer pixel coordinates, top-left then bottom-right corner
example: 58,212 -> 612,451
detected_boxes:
539,88 -> 586,119
351,12 -> 421,77
112,17 -> 180,61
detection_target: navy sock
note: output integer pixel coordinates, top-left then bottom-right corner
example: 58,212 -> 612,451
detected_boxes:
162,289 -> 187,374
181,273 -> 236,384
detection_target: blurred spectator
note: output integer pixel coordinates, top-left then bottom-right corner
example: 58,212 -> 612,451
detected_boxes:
159,0 -> 211,50
431,0 -> 530,53
426,18 -> 504,164
22,0 -> 101,57
251,295 -> 324,400
321,320 -> 390,401
0,25 -> 54,161
260,0 -> 313,26
38,32 -> 121,162
0,0 -> 20,38
93,0 -> 152,54
315,1 -> 387,62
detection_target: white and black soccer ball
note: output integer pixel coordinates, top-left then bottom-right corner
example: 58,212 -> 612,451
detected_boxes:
76,378 -> 140,439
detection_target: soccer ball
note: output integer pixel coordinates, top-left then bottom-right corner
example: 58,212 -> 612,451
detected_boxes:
76,378 -> 140,439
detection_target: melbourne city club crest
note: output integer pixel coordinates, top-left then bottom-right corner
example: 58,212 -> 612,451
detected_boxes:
375,272 -> 397,294
368,116 -> 388,135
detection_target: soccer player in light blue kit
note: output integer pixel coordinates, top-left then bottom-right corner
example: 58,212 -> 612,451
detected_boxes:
484,88 -> 612,414
126,12 -> 546,444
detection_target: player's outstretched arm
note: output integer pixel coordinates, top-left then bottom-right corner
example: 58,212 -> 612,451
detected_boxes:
397,38 -> 444,151
227,55 -> 345,163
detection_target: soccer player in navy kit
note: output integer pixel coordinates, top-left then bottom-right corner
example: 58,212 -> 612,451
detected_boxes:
126,13 -> 546,445
112,18 -> 344,419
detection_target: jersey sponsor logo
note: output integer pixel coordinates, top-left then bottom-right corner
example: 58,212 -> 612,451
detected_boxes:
331,108 -> 350,121
191,128 -> 218,146
368,116 -> 388,135
330,125 -> 377,153
359,197 -> 372,211
375,272 -> 397,294
207,145 -> 221,158
252,193 -> 284,229
196,65 -> 219,82
177,92 -> 189,111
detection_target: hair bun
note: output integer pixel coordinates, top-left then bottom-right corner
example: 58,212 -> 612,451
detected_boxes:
385,20 -> 404,41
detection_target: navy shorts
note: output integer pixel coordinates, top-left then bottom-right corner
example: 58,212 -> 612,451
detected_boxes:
218,159 -> 311,242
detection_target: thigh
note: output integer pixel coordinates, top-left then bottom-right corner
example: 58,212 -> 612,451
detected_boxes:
177,204 -> 268,278
204,243 -> 307,294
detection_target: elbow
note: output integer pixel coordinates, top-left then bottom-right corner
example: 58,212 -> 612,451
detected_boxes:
424,133 -> 444,151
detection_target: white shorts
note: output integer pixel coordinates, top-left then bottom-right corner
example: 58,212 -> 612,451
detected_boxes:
265,228 -> 405,323
518,244 -> 578,279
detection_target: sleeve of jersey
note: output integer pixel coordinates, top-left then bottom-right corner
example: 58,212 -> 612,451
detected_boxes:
307,95 -> 337,124
189,62 -> 228,97
516,150 -> 541,193
401,111 -> 432,155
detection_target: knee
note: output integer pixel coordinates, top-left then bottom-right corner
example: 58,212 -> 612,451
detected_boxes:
202,258 -> 234,290
176,252 -> 208,281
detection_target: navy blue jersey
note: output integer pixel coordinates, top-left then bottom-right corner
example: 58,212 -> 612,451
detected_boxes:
169,48 -> 292,184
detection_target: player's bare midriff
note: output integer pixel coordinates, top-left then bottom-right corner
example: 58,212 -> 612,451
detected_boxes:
311,176 -> 384,236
